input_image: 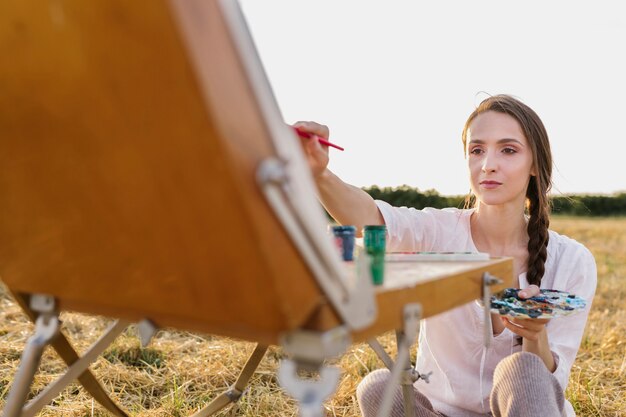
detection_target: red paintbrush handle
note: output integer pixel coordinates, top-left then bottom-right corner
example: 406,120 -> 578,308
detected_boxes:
292,126 -> 345,151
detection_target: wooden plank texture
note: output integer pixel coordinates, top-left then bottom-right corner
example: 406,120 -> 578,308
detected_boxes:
0,0 -> 514,346
306,257 -> 514,341
0,0 -> 321,345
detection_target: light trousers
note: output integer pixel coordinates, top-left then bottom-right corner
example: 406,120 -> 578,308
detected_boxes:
356,352 -> 566,417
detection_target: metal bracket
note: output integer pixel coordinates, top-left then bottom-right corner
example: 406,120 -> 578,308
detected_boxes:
29,294 -> 56,315
137,319 -> 159,348
402,303 -> 421,343
280,327 -> 351,369
407,368 -> 433,385
278,328 -> 350,417
223,387 -> 243,402
277,360 -> 340,417
257,157 -> 377,331
482,272 -> 503,348
257,157 -> 290,188
2,295 -> 60,417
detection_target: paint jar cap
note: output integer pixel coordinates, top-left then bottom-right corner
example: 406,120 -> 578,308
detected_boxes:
332,225 -> 356,232
363,225 -> 386,230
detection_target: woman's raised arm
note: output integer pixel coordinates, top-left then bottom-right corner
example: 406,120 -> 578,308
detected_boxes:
293,121 -> 384,235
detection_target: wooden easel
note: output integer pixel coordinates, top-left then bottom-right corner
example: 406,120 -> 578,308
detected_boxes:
0,1 -> 513,416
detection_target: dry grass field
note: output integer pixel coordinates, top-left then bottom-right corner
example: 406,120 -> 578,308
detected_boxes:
1,216 -> 624,416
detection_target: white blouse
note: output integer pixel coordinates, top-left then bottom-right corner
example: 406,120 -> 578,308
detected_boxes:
375,200 -> 597,417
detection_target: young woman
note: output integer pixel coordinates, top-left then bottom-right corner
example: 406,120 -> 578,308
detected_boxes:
295,95 -> 596,417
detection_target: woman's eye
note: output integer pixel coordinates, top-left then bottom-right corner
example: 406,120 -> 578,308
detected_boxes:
502,147 -> 517,154
469,148 -> 483,155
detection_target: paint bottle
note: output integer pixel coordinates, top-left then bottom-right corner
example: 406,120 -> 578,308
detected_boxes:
363,225 -> 387,285
331,225 -> 356,261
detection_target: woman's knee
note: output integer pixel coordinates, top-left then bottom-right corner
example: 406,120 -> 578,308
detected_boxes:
491,352 -> 565,417
494,351 -> 545,383
356,368 -> 392,403
357,368 -> 440,417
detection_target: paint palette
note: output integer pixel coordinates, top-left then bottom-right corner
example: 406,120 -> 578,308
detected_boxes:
490,288 -> 586,319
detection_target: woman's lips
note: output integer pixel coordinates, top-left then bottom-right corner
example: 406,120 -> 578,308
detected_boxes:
480,180 -> 502,189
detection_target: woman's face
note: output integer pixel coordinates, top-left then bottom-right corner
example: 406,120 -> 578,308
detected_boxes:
466,111 -> 535,208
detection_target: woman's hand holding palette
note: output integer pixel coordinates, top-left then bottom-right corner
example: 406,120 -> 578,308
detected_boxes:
490,288 -> 586,319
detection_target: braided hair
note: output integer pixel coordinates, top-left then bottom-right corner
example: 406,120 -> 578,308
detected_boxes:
462,95 -> 553,286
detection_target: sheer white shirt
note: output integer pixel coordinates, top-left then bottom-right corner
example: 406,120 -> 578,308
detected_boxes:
375,200 -> 597,417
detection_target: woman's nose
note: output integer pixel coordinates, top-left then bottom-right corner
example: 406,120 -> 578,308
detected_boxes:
481,152 -> 497,172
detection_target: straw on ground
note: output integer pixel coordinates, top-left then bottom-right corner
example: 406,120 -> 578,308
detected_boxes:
1,216 -> 624,416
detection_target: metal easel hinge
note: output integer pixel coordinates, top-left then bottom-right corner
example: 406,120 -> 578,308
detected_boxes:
482,272 -> 503,348
137,319 -> 159,348
256,157 -> 377,332
278,327 -> 351,417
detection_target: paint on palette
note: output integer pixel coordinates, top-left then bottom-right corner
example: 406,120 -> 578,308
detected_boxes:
490,288 -> 586,319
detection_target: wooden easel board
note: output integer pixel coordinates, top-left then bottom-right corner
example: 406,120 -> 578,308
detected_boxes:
0,0 -> 329,345
0,0 -> 513,345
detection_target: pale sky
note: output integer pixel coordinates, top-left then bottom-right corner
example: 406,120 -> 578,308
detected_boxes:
239,0 -> 626,196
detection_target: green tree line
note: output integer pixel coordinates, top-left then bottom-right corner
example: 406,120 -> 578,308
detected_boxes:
362,185 -> 626,216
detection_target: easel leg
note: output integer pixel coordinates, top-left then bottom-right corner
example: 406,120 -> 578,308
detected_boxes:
367,338 -> 395,370
189,344 -> 268,417
2,314 -> 60,417
1,293 -> 131,417
11,291 -> 129,417
374,304 -> 429,417
395,331 -> 416,417
19,319 -> 129,417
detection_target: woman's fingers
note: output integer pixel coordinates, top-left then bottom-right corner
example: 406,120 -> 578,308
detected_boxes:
501,316 -> 549,341
501,318 -> 537,340
292,121 -> 330,139
518,284 -> 540,299
291,121 -> 330,178
509,317 -> 550,330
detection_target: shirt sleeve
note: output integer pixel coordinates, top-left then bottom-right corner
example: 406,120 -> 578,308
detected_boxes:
375,200 -> 439,252
546,243 -> 597,390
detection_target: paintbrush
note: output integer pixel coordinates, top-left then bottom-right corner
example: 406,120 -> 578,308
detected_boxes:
292,126 -> 345,151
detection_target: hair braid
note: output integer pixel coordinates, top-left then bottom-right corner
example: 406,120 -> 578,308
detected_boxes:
526,176 -> 550,286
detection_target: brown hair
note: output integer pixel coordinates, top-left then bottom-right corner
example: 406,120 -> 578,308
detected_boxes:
462,95 -> 552,286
